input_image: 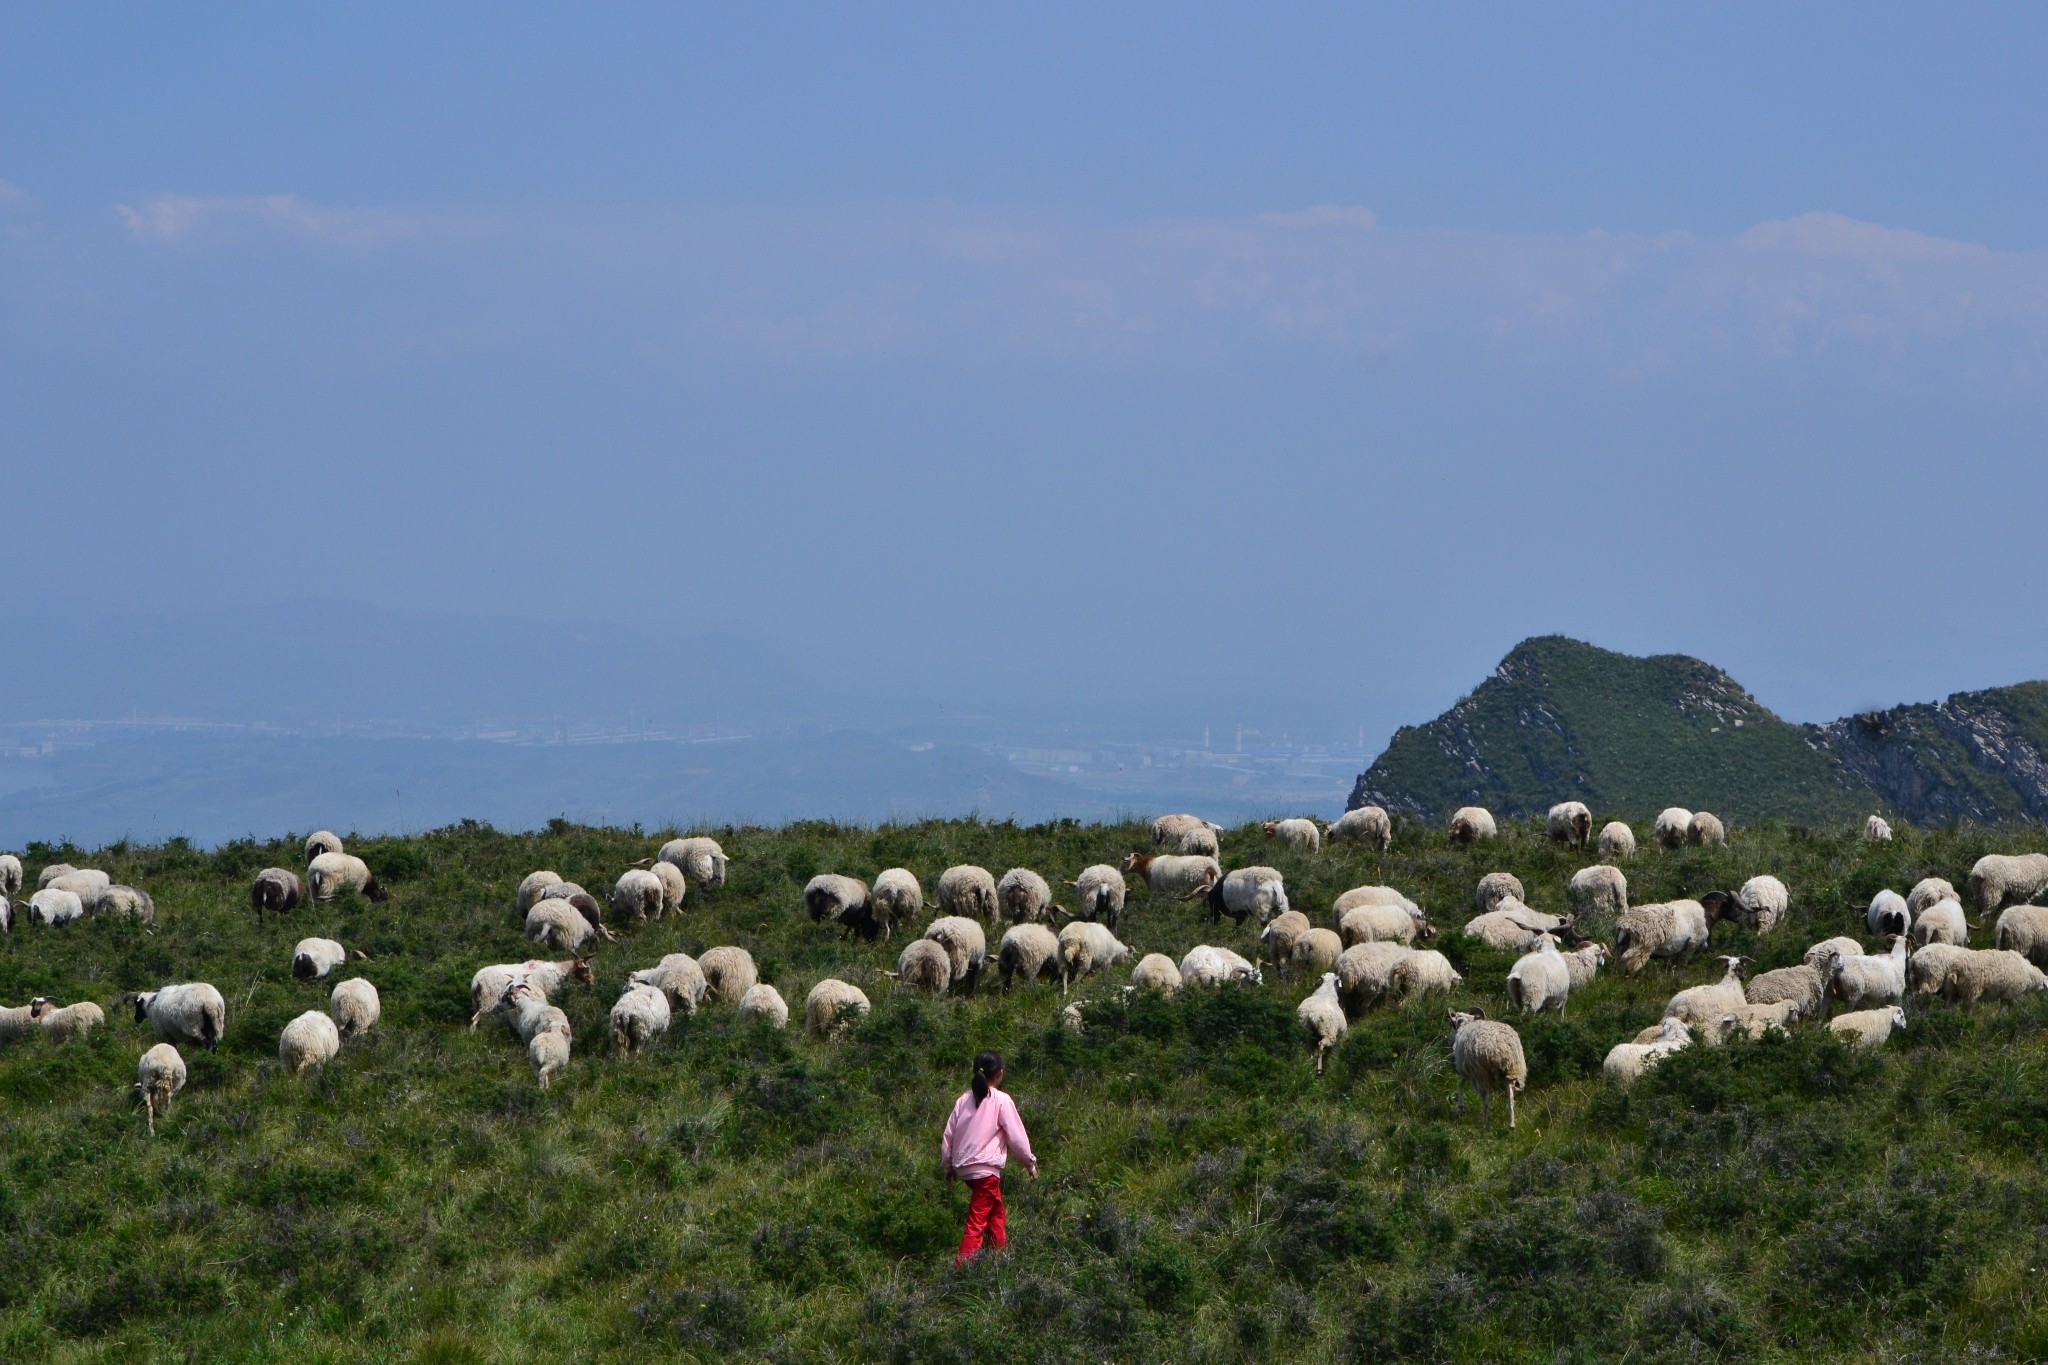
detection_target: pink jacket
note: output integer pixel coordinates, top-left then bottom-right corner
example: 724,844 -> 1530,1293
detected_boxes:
940,1086 -> 1037,1183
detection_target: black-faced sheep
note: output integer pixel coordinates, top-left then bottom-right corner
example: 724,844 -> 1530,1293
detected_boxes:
308,852 -> 387,903
304,831 -> 344,863
132,983 -> 226,1050
1189,866 -> 1288,926
251,867 -> 304,916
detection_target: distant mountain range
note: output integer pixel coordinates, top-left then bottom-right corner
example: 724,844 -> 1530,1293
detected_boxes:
1347,636 -> 2048,827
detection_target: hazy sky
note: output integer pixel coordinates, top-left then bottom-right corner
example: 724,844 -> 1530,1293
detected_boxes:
5,5 -> 2046,743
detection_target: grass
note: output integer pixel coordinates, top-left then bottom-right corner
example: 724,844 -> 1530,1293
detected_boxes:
5,813 -> 2048,1361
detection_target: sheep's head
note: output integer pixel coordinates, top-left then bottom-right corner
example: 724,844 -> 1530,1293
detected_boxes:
1117,853 -> 1149,875
1699,891 -> 1741,923
1889,1006 -> 1908,1029
363,876 -> 390,904
1412,912 -> 1438,942
1261,821 -> 1279,836
27,997 -> 51,1020
568,959 -> 595,985
131,992 -> 154,1023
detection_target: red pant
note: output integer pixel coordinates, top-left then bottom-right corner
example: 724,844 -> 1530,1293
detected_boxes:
957,1176 -> 1006,1262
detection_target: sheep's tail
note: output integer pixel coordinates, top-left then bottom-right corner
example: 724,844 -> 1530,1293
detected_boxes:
201,1007 -> 221,1049
1506,975 -> 1525,1012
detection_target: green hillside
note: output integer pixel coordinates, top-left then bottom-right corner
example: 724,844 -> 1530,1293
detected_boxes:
5,815 -> 2048,1361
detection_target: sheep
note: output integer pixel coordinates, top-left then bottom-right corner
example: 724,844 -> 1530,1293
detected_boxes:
132,983 -> 226,1050
467,958 -> 593,1028
1338,902 -> 1434,948
1388,950 -> 1463,1004
1664,956 -> 1751,1030
279,1010 -> 341,1074
998,924 -> 1061,990
136,1043 -> 187,1134
1803,936 -> 1866,977
997,868 -> 1055,924
39,1001 -> 103,1044
495,981 -> 572,1045
291,938 -> 362,983
1447,806 -> 1497,846
1129,952 -> 1183,996
0,997 -> 52,1043
250,868 -> 304,916
1941,949 -> 2048,1006
1598,821 -> 1638,861
1569,865 -> 1629,922
1688,811 -> 1727,847
46,869 -> 111,904
804,979 -> 871,1040
1562,943 -> 1609,992
628,953 -> 709,1015
1907,943 -> 1973,996
610,868 -> 666,923
87,884 -> 154,925
1296,972 -> 1347,1074
1056,921 -> 1131,994
935,865 -> 999,921
658,836 -> 728,889
1735,875 -> 1790,934
1154,814 -> 1224,856
1911,897 -> 1970,948
1604,1018 -> 1693,1086
308,852 -> 387,903
529,1029 -> 571,1088
609,983 -> 672,1054
924,917 -> 989,995
27,889 -> 85,926
1547,801 -> 1593,849
1062,1001 -> 1087,1036
1747,964 -> 1827,1019
1614,897 -> 1737,973
647,859 -> 689,915
1118,853 -> 1221,899
1831,936 -> 1909,1009
0,895 -> 10,933
1506,935 -> 1573,1015
1654,808 -> 1693,850
1180,945 -> 1263,990
1332,885 -> 1421,920
1865,889 -> 1911,938
1829,1005 -> 1907,1049
1463,907 -> 1574,954
871,868 -> 924,932
738,983 -> 789,1029
1335,942 -> 1414,1015
0,853 -> 19,897
1971,853 -> 2048,915
1994,903 -> 2048,968
1908,878 -> 1958,916
698,947 -> 759,1005
329,978 -> 381,1038
1474,872 -> 1525,914
804,874 -> 873,935
1725,1000 -> 1799,1040
888,938 -> 954,996
515,870 -> 564,915
305,830 -> 345,863
1066,865 -> 1128,930
1291,927 -> 1344,974
1190,866 -> 1288,926
1865,815 -> 1894,844
526,897 -> 605,954
36,862 -> 76,889
1448,1009 -> 1527,1127
1261,910 -> 1313,967
1326,805 -> 1392,851
1263,818 -> 1322,853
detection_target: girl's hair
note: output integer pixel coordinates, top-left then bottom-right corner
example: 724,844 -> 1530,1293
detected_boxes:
970,1051 -> 1004,1106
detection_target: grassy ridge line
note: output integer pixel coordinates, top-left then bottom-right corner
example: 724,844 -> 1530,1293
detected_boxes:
3,815 -> 2048,1362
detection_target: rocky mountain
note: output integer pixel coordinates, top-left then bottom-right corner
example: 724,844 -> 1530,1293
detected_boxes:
1348,636 -> 2048,827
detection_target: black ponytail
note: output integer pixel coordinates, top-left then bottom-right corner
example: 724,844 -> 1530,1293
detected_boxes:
971,1050 -> 1003,1107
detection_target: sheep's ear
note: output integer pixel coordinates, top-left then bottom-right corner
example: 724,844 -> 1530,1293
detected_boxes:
1467,1006 -> 1487,1019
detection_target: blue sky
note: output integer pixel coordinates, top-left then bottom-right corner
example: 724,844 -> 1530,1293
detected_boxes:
4,4 -> 2047,743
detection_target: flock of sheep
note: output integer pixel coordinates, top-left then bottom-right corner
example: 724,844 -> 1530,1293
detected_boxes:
7,799 -> 2048,1138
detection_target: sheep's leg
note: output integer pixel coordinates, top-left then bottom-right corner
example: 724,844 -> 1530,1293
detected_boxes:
1456,1076 -> 1466,1114
1507,1085 -> 1518,1129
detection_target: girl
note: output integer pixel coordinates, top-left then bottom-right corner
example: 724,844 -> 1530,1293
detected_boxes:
940,1050 -> 1038,1263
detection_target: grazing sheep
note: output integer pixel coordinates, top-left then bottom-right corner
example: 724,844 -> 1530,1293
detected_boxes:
1326,805 -> 1393,851
1291,927 -> 1344,974
1180,945 -> 1263,990
1731,876 -> 1789,934
935,865 -> 999,921
924,917 -> 989,995
529,1029 -> 571,1088
1463,907 -> 1574,954
1908,878 -> 1959,916
1907,943 -> 1972,996
308,852 -> 387,903
136,1043 -> 186,1134
1614,898 -> 1736,974
1474,872 -> 1525,914
647,859 -> 689,915
467,959 -> 593,1028
1724,1000 -> 1799,1039
495,981 -> 571,1045
250,867 -> 304,916
1994,904 -> 2048,969
36,862 -> 76,889
1866,890 -> 1911,938
304,831 -> 344,863
1332,885 -> 1422,920
628,953 -> 709,1015
0,895 -> 10,933
1062,1001 -> 1087,1036
1335,942 -> 1414,1016
1941,949 -> 2048,1006
1604,1018 -> 1693,1086
45,870 -> 111,906
1971,853 -> 2048,915
1830,1005 -> 1908,1049
0,854 -> 19,897
1911,897 -> 1970,948
1506,935 -> 1573,1015
1803,936 -> 1866,977
516,870 -> 564,915
1056,921 -> 1131,994
609,983 -> 672,1054
1449,1010 -> 1527,1128
329,978 -> 380,1038
1688,811 -> 1727,847
1865,815 -> 1894,844
1338,902 -> 1434,948
998,924 -> 1061,990
1296,972 -> 1347,1074
1129,952 -> 1184,995
1448,807 -> 1497,846
27,889 -> 85,926
610,868 -> 666,923
133,983 -> 226,1050
1065,864 -> 1127,930
1747,964 -> 1827,1019
1589,826 -> 1634,865
39,1001 -> 104,1044
1154,814 -> 1224,856
889,938 -> 954,996
698,947 -> 758,1005
279,1011 -> 341,1074
1665,956 -> 1751,1030
804,874 -> 873,933
1388,950 -> 1463,1004
1654,808 -> 1693,850
738,983 -> 789,1029
658,836 -> 728,890
1118,853 -> 1222,899
1547,801 -> 1593,849
1263,819 -> 1322,853
997,868 -> 1054,924
1561,943 -> 1609,992
1262,910 -> 1313,966
291,938 -> 362,983
90,884 -> 155,925
1192,866 -> 1289,926
1568,865 -> 1629,922
0,997 -> 52,1043
871,868 -> 924,932
1831,936 -> 1910,1009
804,979 -> 871,1040
526,897 -> 605,954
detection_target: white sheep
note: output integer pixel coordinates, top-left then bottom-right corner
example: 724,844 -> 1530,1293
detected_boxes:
1463,906 -> 1574,954
1262,910 -> 1313,967
291,938 -> 363,983
1654,808 -> 1693,850
1603,1018 -> 1692,1086
1907,943 -> 1973,996
998,924 -> 1061,989
529,1029 -> 571,1088
27,889 -> 85,927
1263,818 -> 1322,853
1568,865 -> 1629,922
804,874 -> 873,933
39,1001 -> 104,1044
1865,815 -> 1894,844
997,868 -> 1054,924
1941,949 -> 2048,1006
629,953 -> 709,1015
1831,936 -> 1909,1009
0,895 -> 11,934
136,1043 -> 187,1134
329,978 -> 380,1038
1325,805 -> 1392,851
889,938 -> 954,996
1449,1010 -> 1527,1127
516,870 -> 564,915
1338,902 -> 1434,948
1388,950 -> 1463,1004
1994,903 -> 2048,968
1154,814 -> 1224,856
0,853 -> 19,897
1193,866 -> 1288,926
525,898 -> 604,954
304,830 -> 345,863
308,852 -> 387,903
1598,821 -> 1638,861
658,836 -> 728,889
1725,1000 -> 1799,1040
495,981 -> 571,1045
279,1010 -> 341,1074
1546,801 -> 1593,849
698,946 -> 758,1004
1179,945 -> 1263,990
1911,897 -> 1970,948
1688,811 -> 1727,847
1830,1006 -> 1907,1049
1066,865 -> 1128,930
1908,878 -> 1958,916
1129,952 -> 1183,996
45,870 -> 111,905
924,917 -> 989,994
804,979 -> 871,1040
738,983 -> 789,1029
610,868 -> 666,923
1664,956 -> 1751,1030
0,997 -> 52,1043
647,859 -> 689,915
1332,885 -> 1422,920
92,884 -> 155,924
872,868 -> 924,931
1971,853 -> 2048,915
1473,872 -> 1525,914
1118,853 -> 1221,899
36,862 -> 76,889
1296,973 -> 1347,1074
1506,935 -> 1573,1015
610,983 -> 672,1054
1561,943 -> 1609,992
1746,964 -> 1826,1019
1614,898 -> 1736,974
1056,921 -> 1131,994
468,958 -> 593,1028
250,867 -> 304,916
1447,807 -> 1497,846
935,865 -> 999,921
1734,876 -> 1789,934
132,983 -> 226,1049
1803,936 -> 1865,977
1866,889 -> 1911,938
1335,942 -> 1413,1015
